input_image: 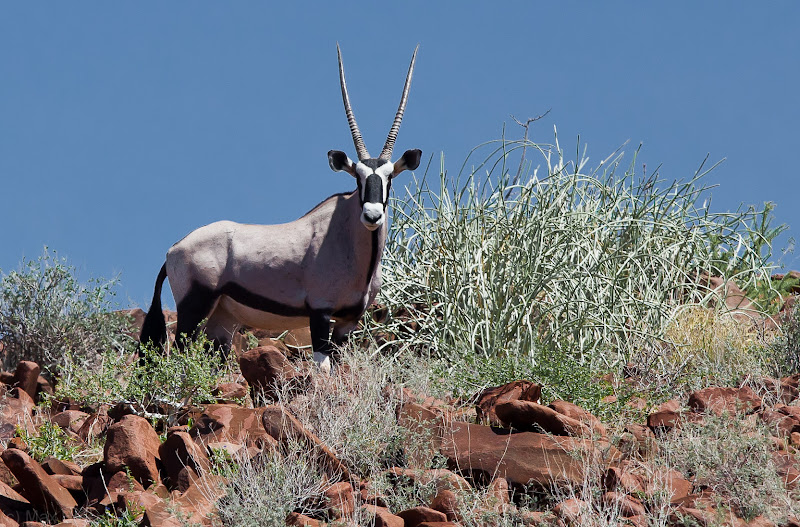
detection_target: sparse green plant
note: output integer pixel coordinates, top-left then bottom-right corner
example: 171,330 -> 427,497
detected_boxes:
773,299 -> 800,375
0,248 -> 136,373
214,445 -> 333,527
87,505 -> 144,527
661,411 -> 793,521
56,334 -> 229,423
16,421 -> 80,462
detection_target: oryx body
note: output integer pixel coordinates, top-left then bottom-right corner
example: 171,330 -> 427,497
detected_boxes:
140,46 -> 421,372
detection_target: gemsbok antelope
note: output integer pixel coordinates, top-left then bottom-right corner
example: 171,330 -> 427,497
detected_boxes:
140,45 -> 421,373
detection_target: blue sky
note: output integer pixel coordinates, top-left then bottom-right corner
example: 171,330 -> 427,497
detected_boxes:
1,4 -> 798,308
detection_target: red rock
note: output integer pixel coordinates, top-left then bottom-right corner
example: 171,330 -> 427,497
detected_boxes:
396,506 -> 447,527
760,408 -> 800,437
52,520 -> 91,526
385,468 -> 470,493
488,476 -> 510,508
104,415 -> 162,488
322,481 -> 355,519
97,471 -> 145,508
50,474 -> 82,493
416,523 -> 459,527
643,468 -> 691,503
602,466 -> 645,495
12,362 -> 40,401
442,422 -> 615,488
430,489 -> 458,521
0,390 -> 35,441
362,504 -> 404,527
553,497 -> 589,523
212,382 -> 247,403
158,431 -> 210,490
261,405 -> 352,481
647,399 -> 681,432
548,400 -> 607,437
173,473 -> 226,525
773,452 -> 800,489
0,510 -> 18,527
50,411 -> 89,435
495,400 -> 591,437
75,412 -> 111,443
238,345 -> 297,398
114,489 -> 162,520
285,512 -> 323,526
0,479 -> 31,515
602,491 -> 645,517
190,404 -> 276,450
41,458 -> 80,477
140,499 -> 182,527
474,380 -> 542,426
34,377 -> 52,403
688,386 -> 761,415
0,448 -> 76,519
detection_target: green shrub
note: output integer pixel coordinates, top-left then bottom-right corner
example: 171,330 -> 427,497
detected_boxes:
16,421 -> 80,462
367,133 -> 779,401
56,335 -> 228,422
0,249 -> 135,373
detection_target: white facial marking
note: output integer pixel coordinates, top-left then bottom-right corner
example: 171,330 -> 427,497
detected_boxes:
361,202 -> 385,230
313,351 -> 332,375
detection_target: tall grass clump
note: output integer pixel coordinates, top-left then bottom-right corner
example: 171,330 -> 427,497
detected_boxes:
0,249 -> 135,373
371,130 -> 780,399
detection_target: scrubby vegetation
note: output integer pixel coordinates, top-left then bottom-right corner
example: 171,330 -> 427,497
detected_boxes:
1,132 -> 799,526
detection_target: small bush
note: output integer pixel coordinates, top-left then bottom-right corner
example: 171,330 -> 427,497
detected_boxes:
0,249 -> 135,373
56,335 -> 228,422
662,412 -> 792,521
16,421 -> 80,462
214,446 -> 332,527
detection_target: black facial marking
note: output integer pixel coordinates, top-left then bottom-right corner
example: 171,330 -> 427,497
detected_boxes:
364,174 -> 383,204
361,158 -> 388,170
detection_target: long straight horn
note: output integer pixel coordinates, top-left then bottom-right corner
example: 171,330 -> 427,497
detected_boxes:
379,45 -> 418,161
337,44 -> 369,161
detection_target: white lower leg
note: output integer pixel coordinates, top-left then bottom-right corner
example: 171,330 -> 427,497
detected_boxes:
313,351 -> 332,375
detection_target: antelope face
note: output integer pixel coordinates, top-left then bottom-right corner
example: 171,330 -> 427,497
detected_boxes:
328,149 -> 422,231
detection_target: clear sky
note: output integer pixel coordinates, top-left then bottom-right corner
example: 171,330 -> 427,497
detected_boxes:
1,3 -> 798,309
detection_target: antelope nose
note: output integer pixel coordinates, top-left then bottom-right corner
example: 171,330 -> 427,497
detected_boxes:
364,208 -> 382,223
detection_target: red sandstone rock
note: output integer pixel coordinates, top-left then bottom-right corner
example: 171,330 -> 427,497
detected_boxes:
396,506 -> 447,527
549,399 -> 608,437
50,411 -> 89,435
11,363 -> 39,401
0,389 -> 35,441
322,481 -> 355,519
603,466 -> 646,495
238,345 -> 297,398
385,468 -> 470,493
361,504 -> 404,527
602,491 -> 645,517
0,479 -> 31,516
190,404 -> 276,450
495,400 -> 591,437
285,512 -> 323,526
104,414 -> 162,488
553,497 -> 589,523
158,431 -> 210,490
688,386 -> 761,415
430,489 -> 458,521
1,448 -> 76,519
474,380 -> 542,426
212,382 -> 248,403
261,405 -> 352,481
647,399 -> 683,433
442,422 -> 616,488
76,412 -> 111,443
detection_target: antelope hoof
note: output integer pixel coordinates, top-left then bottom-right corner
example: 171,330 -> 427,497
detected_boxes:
313,351 -> 332,375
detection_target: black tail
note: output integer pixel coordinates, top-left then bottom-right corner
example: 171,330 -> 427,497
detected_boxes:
140,263 -> 168,349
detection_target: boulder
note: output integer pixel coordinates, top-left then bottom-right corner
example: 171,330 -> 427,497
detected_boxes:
190,404 -> 276,450
442,422 -> 616,489
238,345 -> 298,398
285,512 -> 323,526
688,386 -> 761,415
429,489 -> 458,522
495,400 -> 591,437
104,415 -> 162,488
261,405 -> 352,481
548,400 -> 607,437
474,380 -> 541,426
0,390 -> 35,441
11,363 -> 40,401
50,411 -> 89,435
0,448 -> 76,519
396,506 -> 447,527
76,412 -> 111,443
322,481 -> 355,519
0,479 -> 31,515
361,504 -> 404,527
158,431 -> 210,490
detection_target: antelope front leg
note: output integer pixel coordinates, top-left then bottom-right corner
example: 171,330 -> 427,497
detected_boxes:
309,310 -> 333,374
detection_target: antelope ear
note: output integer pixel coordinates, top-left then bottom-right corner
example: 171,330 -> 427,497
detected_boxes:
328,150 -> 357,177
392,149 -> 422,176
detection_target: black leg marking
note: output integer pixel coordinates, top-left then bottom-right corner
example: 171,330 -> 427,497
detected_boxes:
309,310 -> 333,356
176,283 -> 218,350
